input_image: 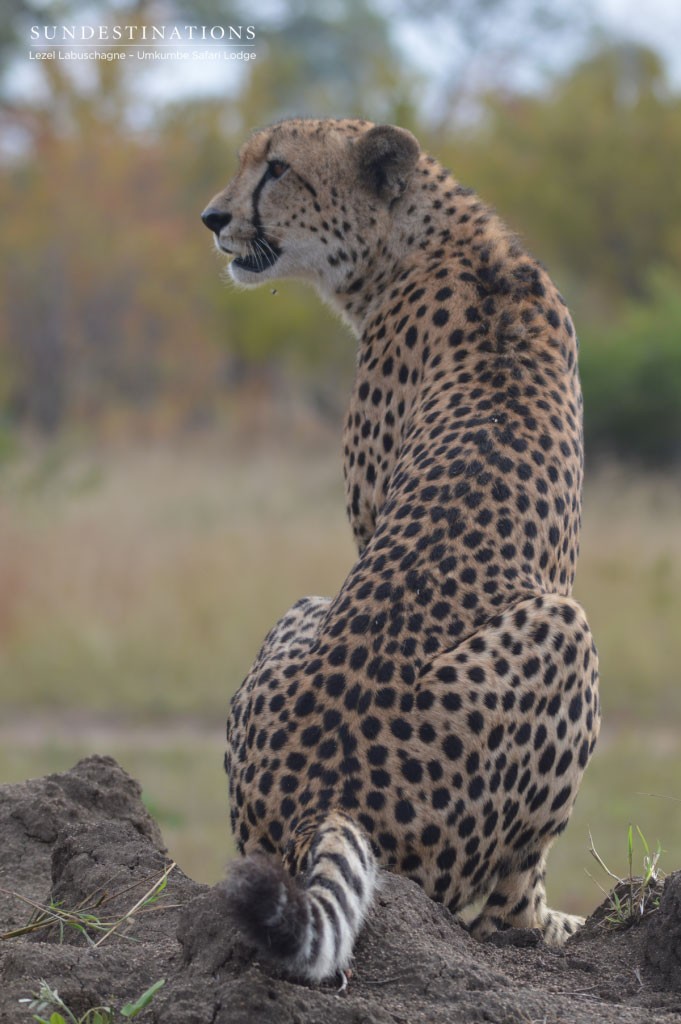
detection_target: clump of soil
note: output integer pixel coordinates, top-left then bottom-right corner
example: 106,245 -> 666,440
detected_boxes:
1,755 -> 680,1023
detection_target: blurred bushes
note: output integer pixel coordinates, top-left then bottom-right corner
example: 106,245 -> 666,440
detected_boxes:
443,46 -> 681,307
0,4 -> 680,463
581,271 -> 681,465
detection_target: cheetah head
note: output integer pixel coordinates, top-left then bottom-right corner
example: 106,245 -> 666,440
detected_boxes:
201,118 -> 420,296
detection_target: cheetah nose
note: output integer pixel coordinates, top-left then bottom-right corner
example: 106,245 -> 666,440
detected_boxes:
201,207 -> 232,234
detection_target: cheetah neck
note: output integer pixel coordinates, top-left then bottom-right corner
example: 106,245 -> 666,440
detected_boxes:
336,156 -> 581,559
328,162 -> 513,337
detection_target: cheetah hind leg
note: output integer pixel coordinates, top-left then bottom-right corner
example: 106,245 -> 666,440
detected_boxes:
428,593 -> 600,946
469,851 -> 584,945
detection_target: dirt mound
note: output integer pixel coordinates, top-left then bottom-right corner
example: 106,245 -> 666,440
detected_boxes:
1,756 -> 680,1023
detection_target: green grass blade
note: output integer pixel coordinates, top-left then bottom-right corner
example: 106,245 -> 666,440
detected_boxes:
635,825 -> 650,857
120,979 -> 166,1018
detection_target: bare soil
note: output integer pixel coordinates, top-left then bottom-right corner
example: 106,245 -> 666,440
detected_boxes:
1,755 -> 680,1023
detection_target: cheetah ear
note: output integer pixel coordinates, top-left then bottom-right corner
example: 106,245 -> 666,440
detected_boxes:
355,125 -> 420,203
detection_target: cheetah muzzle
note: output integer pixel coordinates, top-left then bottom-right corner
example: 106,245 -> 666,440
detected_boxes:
202,117 -> 601,983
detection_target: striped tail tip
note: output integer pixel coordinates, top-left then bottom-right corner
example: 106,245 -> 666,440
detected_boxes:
222,853 -> 310,963
223,814 -> 377,983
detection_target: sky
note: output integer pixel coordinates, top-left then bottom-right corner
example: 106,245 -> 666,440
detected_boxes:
586,0 -> 681,87
142,0 -> 681,100
8,0 -> 681,117
391,0 -> 681,104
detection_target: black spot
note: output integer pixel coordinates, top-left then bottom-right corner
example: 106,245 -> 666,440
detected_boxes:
568,694 -> 583,722
419,722 -> 436,743
376,687 -> 396,708
441,693 -> 462,714
561,604 -> 577,624
468,775 -> 484,799
523,657 -> 540,679
515,723 -> 531,745
395,799 -> 416,824
437,847 -> 457,870
467,711 -> 484,734
538,744 -> 556,774
422,824 -> 441,846
350,646 -> 369,670
443,734 -> 463,760
504,763 -> 518,791
488,725 -> 504,750
458,815 -> 475,838
329,644 -> 347,666
294,691 -> 316,717
270,729 -> 287,751
550,785 -> 572,812
519,692 -> 535,713
318,739 -> 337,759
326,674 -> 345,698
401,758 -> 423,783
361,716 -> 382,740
368,744 -> 388,766
416,691 -> 435,710
391,718 -> 413,741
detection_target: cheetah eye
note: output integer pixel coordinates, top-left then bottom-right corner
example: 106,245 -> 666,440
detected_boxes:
267,160 -> 289,181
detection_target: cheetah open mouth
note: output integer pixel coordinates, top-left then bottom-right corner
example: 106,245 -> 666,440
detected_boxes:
232,237 -> 281,274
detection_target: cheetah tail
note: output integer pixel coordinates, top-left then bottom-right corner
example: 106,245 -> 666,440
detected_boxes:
222,812 -> 377,982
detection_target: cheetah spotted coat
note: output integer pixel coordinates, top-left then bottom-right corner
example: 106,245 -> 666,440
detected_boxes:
202,118 -> 600,982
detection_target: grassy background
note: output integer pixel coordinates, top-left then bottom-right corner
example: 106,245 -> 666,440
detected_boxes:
1,440 -> 679,915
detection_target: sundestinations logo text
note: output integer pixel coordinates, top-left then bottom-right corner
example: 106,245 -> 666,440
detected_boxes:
28,24 -> 257,63
30,25 -> 256,43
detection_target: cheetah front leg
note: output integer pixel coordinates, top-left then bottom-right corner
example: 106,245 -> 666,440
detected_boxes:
469,850 -> 584,944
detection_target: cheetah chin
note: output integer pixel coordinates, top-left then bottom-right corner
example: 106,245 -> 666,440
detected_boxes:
202,117 -> 600,983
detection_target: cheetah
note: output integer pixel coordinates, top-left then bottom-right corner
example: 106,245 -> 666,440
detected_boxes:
202,118 -> 600,982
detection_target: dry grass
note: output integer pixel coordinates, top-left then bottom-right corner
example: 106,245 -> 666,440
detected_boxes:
0,440 -> 353,715
0,439 -> 679,905
576,466 -> 681,721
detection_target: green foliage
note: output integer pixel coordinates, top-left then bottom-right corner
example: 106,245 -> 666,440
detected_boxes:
440,45 -> 681,305
20,979 -> 165,1024
120,980 -> 166,1018
588,825 -> 664,929
581,270 -> 681,464
0,0 -> 680,461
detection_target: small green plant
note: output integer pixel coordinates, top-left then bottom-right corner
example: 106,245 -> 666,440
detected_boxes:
588,824 -> 665,928
19,978 -> 165,1023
